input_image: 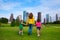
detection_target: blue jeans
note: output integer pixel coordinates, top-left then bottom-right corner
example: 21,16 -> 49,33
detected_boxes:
28,24 -> 33,34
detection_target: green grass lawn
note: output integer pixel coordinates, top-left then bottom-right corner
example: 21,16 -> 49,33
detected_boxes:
0,24 -> 60,40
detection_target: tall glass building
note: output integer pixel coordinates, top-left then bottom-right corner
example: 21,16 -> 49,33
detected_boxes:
10,13 -> 14,22
26,12 -> 29,20
56,14 -> 58,21
23,11 -> 29,22
59,17 -> 60,20
44,18 -> 46,24
46,14 -> 49,23
37,12 -> 41,22
50,16 -> 52,22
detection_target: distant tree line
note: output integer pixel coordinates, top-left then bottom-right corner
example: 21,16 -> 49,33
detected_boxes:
0,17 -> 60,27
53,21 -> 60,24
0,17 -> 8,24
0,17 -> 19,27
0,17 -> 8,27
43,20 -> 60,24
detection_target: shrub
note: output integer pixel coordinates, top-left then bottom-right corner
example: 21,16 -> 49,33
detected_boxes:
53,21 -> 60,24
0,22 -> 1,27
11,19 -> 15,27
15,18 -> 20,26
0,17 -> 8,24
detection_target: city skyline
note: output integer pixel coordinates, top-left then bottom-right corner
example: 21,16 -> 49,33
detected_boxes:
0,0 -> 60,22
23,11 -> 29,22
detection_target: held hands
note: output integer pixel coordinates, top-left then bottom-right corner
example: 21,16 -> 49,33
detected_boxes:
22,22 -> 28,26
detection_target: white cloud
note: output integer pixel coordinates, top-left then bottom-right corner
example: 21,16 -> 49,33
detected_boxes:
13,11 -> 23,19
41,0 -> 60,7
0,0 -> 21,10
0,0 -> 60,22
0,13 -> 10,19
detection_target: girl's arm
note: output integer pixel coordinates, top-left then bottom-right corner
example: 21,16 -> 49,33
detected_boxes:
41,23 -> 42,28
34,20 -> 36,26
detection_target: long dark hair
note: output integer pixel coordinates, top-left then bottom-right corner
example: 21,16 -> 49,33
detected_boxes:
28,13 -> 33,19
37,18 -> 40,22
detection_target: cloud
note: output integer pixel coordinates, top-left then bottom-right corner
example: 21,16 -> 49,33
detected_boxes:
41,0 -> 60,7
0,13 -> 10,19
0,0 -> 60,22
0,0 -> 21,11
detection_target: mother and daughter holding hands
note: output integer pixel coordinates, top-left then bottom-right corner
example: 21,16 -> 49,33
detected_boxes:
19,12 -> 42,37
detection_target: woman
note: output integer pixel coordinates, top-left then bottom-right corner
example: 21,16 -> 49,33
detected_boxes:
26,13 -> 35,35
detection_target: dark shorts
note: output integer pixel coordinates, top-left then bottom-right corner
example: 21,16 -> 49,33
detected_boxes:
37,27 -> 41,30
20,29 -> 23,30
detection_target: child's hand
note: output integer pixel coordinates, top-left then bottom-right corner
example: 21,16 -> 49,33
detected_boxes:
21,22 -> 24,24
24,24 -> 27,25
25,24 -> 28,26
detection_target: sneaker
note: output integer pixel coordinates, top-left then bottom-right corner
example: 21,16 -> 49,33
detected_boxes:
28,33 -> 30,35
37,34 -> 40,37
19,32 -> 20,35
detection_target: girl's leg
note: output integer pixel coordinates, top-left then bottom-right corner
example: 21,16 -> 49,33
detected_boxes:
37,29 -> 39,35
37,28 -> 40,37
38,30 -> 40,35
37,30 -> 40,36
19,30 -> 22,35
22,30 -> 23,35
19,30 -> 20,34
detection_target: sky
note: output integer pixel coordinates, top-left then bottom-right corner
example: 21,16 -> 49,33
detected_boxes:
0,0 -> 60,22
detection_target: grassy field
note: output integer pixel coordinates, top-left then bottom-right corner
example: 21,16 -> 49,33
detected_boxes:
0,24 -> 60,40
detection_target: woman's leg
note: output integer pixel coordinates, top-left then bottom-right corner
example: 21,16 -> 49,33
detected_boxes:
28,24 -> 32,35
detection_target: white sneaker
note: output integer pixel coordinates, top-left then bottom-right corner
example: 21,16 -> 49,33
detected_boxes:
38,34 -> 40,37
19,32 -> 20,35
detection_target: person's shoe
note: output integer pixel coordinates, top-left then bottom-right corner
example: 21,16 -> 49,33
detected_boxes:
37,34 -> 40,37
19,32 -> 20,35
28,33 -> 30,35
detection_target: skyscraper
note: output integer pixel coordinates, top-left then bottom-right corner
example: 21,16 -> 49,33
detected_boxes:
23,11 -> 26,22
56,14 -> 58,21
59,17 -> 60,20
50,16 -> 52,22
10,13 -> 14,22
37,12 -> 41,22
26,12 -> 29,19
44,18 -> 46,25
46,14 -> 49,23
19,15 -> 22,20
23,11 -> 29,22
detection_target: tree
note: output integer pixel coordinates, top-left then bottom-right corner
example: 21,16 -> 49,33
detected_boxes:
0,22 -> 1,27
15,16 -> 20,26
11,19 -> 15,26
0,17 -> 8,24
53,21 -> 60,24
